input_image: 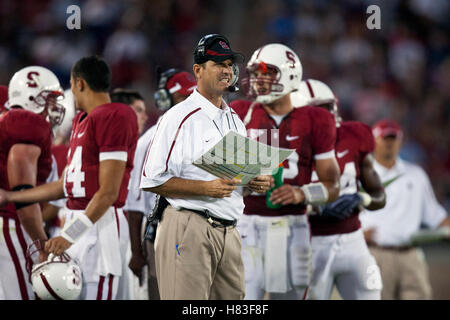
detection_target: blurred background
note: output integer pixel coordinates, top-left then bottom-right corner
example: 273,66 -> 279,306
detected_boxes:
0,0 -> 448,298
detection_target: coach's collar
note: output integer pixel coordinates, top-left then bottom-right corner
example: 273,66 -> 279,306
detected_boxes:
192,89 -> 231,120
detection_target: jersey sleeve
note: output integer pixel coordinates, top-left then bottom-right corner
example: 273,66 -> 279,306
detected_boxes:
93,105 -> 138,162
310,107 -> 336,159
4,110 -> 51,150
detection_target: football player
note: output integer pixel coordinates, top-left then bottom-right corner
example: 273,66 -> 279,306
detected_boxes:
293,79 -> 386,300
0,56 -> 139,300
230,44 -> 341,300
0,66 -> 65,299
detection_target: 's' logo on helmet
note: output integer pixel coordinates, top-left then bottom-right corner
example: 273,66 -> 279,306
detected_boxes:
219,41 -> 230,50
26,71 -> 40,88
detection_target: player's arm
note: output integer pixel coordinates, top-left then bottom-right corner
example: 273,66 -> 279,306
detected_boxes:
127,210 -> 147,279
7,144 -> 47,242
0,175 -> 65,205
359,153 -> 386,210
269,157 -> 340,206
314,157 -> 341,202
45,159 -> 126,255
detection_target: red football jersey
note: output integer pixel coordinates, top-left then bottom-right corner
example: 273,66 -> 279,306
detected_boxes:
63,103 -> 138,210
309,121 -> 375,236
230,100 -> 336,216
51,144 -> 69,176
0,109 -> 52,218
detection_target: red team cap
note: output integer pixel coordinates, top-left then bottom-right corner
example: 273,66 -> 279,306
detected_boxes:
372,119 -> 403,139
166,71 -> 197,97
0,85 -> 8,112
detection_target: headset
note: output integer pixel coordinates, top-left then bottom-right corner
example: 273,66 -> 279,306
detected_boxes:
153,68 -> 180,111
194,34 -> 240,93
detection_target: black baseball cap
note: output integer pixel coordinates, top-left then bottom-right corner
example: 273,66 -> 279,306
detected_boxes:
194,34 -> 245,64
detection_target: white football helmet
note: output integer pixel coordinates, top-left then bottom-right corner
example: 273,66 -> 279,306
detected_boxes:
7,66 -> 65,127
53,89 -> 75,140
26,241 -> 82,300
292,79 -> 342,126
243,43 -> 302,104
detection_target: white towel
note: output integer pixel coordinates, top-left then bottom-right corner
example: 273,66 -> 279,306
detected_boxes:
64,207 -> 122,280
96,207 -> 122,277
264,217 -> 290,293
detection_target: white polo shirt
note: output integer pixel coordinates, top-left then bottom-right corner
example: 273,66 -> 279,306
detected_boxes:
360,158 -> 447,246
139,89 -> 247,221
124,124 -> 158,216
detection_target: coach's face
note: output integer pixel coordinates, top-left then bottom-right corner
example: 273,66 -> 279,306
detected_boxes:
375,135 -> 402,162
194,59 -> 233,96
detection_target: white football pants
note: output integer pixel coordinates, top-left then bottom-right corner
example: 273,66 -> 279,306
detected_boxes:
237,214 -> 312,300
0,216 -> 34,300
309,228 -> 382,300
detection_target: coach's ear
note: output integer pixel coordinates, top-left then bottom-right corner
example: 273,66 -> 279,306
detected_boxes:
193,63 -> 205,81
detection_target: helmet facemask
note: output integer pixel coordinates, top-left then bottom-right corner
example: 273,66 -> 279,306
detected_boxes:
34,90 -> 66,127
242,62 -> 285,104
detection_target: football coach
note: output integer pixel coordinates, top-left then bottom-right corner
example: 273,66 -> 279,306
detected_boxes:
140,34 -> 272,300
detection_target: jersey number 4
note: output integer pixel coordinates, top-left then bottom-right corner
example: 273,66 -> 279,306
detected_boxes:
312,161 -> 357,195
65,146 -> 86,197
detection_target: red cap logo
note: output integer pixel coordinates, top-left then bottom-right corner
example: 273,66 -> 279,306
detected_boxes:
219,41 -> 230,50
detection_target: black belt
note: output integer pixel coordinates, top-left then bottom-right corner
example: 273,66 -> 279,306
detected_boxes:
180,208 -> 237,228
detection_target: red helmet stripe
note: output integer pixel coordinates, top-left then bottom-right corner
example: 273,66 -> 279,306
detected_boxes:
40,273 -> 64,300
306,80 -> 315,98
258,61 -> 268,74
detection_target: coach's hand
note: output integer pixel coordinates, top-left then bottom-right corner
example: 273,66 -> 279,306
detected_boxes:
248,175 -> 273,194
45,236 -> 72,256
204,178 -> 241,198
269,184 -> 305,205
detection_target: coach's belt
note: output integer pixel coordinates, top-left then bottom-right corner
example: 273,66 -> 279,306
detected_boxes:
180,208 -> 237,228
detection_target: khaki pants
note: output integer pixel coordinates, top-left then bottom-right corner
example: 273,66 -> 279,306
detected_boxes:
369,246 -> 432,300
154,206 -> 245,300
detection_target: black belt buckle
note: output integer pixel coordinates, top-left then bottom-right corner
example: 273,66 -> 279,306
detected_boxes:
204,209 -> 236,228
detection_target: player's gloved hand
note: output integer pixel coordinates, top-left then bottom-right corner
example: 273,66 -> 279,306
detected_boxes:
320,193 -> 362,220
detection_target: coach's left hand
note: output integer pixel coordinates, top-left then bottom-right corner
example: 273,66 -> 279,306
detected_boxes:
45,236 -> 72,256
